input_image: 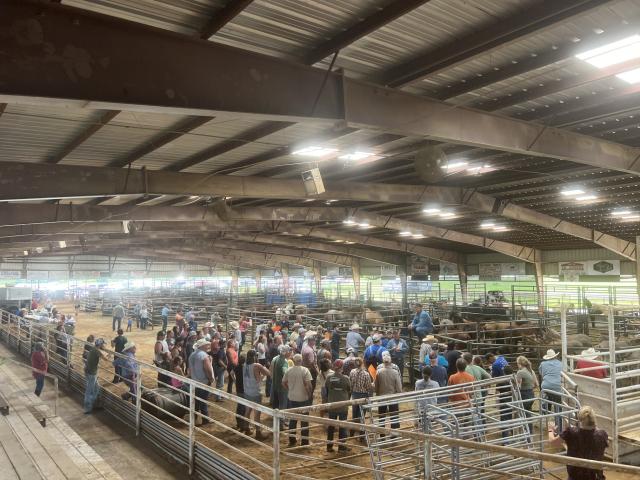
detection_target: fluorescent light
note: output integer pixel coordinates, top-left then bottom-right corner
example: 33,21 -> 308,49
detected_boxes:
292,146 -> 338,157
480,222 -> 495,229
422,207 -> 440,214
621,215 -> 640,222
493,226 -> 509,232
343,219 -> 356,225
575,194 -> 598,201
23,250 -> 28,256
617,67 -> 640,84
344,241 -> 355,244
58,241 -> 66,248
357,222 -> 372,228
339,151 -> 374,161
576,35 -> 640,68
412,234 -> 425,239
399,231 -> 412,236
442,161 -> 468,170
333,239 -> 344,243
612,209 -> 633,216
561,188 -> 585,196
439,212 -> 456,218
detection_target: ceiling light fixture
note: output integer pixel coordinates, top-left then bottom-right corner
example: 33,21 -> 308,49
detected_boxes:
58,241 -> 67,248
561,188 -> 586,196
343,219 -> 356,225
439,212 -> 457,218
399,231 -> 412,237
612,209 -> 633,216
620,215 -> 640,222
357,222 -> 372,229
23,250 -> 28,256
442,161 -> 468,170
575,194 -> 598,202
422,206 -> 441,215
576,35 -> 640,68
412,234 -> 425,239
617,67 -> 640,84
292,146 -> 338,157
480,221 -> 495,229
339,151 -> 375,161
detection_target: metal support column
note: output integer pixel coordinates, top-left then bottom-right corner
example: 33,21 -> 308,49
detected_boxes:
560,304 -> 568,372
273,412 -> 281,479
457,262 -> 468,305
255,269 -> 262,292
608,306 -> 619,463
135,363 -> 142,436
635,236 -> 640,303
352,259 -> 361,302
188,381 -> 196,474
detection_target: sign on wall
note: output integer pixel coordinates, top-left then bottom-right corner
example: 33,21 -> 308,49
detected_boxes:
0,270 -> 22,279
411,257 -> 428,275
479,262 -> 526,280
558,260 -> 620,280
380,265 -> 397,278
326,266 -> 340,277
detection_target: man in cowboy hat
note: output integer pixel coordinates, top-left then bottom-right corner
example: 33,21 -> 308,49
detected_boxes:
576,347 -> 607,379
346,323 -> 365,356
229,320 -> 241,350
189,338 -> 214,424
115,341 -> 138,401
419,335 -> 436,368
540,349 -> 563,431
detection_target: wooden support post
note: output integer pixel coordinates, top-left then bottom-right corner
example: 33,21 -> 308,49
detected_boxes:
255,269 -> 262,292
231,267 -> 239,294
457,262 -> 468,305
352,259 -> 361,302
535,260 -> 545,314
312,261 -> 322,296
281,264 -> 290,294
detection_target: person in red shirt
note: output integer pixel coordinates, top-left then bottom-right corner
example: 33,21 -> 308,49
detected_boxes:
575,348 -> 607,379
31,342 -> 48,397
448,358 -> 476,405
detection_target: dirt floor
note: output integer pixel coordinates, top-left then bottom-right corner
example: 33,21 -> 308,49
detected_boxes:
55,300 -> 637,480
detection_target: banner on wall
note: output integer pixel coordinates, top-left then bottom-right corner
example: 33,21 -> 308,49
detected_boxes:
326,266 -> 340,277
380,265 -> 397,278
440,263 -> 457,277
0,270 -> 22,279
559,261 -> 586,281
411,257 -> 428,275
479,262 -> 526,280
558,260 -> 620,280
428,263 -> 440,281
26,271 -> 49,280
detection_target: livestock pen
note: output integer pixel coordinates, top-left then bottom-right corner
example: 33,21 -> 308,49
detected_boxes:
2,308 -> 640,479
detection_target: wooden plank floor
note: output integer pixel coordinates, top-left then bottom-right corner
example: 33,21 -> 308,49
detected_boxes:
0,343 -> 123,480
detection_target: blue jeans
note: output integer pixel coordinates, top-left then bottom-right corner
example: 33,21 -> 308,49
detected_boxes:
351,391 -> 369,424
34,375 -> 45,396
327,411 -> 348,449
112,316 -> 122,331
195,386 -> 210,419
543,391 -> 563,431
415,327 -> 430,339
161,316 -> 168,332
213,366 -> 226,400
520,389 -> 534,434
287,399 -> 310,444
84,374 -> 99,412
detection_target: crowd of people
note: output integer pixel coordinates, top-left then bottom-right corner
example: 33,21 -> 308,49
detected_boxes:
26,301 -> 610,477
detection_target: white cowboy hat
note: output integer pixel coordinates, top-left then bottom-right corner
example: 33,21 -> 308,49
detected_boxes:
204,322 -> 213,328
229,321 -> 239,329
372,334 -> 381,342
581,347 -> 599,360
543,349 -> 559,360
423,335 -> 436,343
305,331 -> 317,338
123,341 -> 136,351
194,338 -> 209,349
350,323 -> 360,330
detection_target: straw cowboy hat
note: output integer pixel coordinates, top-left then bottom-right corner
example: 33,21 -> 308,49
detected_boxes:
123,341 -> 136,352
543,349 -> 559,360
581,347 -> 599,360
229,321 -> 239,329
350,323 -> 360,330
422,335 -> 436,343
194,338 -> 209,349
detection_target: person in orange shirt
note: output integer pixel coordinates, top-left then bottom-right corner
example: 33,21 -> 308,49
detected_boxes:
448,358 -> 475,405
